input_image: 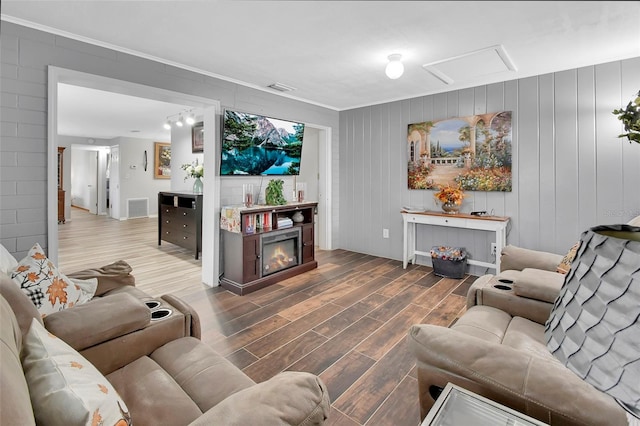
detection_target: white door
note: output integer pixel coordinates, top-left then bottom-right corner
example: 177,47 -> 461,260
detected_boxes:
88,152 -> 98,214
298,127 -> 321,244
110,146 -> 121,220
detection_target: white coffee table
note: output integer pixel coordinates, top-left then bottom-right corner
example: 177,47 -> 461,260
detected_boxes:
422,383 -> 549,426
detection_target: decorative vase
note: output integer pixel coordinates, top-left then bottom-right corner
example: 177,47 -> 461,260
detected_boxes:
441,201 -> 460,214
292,210 -> 304,223
546,224 -> 640,418
193,177 -> 203,194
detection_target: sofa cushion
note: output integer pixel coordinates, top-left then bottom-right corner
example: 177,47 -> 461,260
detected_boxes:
0,244 -> 18,276
190,372 -> 330,426
451,305 -> 512,344
150,336 -> 256,412
43,292 -> 151,351
0,296 -> 36,426
107,355 -> 203,426
10,243 -> 96,316
0,275 -> 43,336
66,260 -> 135,296
512,268 -> 564,303
21,318 -> 130,426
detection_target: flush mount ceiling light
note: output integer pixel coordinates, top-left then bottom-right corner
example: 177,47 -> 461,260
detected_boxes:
385,54 -> 404,79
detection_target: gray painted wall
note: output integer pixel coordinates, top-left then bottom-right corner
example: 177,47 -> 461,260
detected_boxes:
340,57 -> 640,274
0,22 -> 340,260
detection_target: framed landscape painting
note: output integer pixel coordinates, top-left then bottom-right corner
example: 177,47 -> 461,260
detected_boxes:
407,111 -> 512,191
154,142 -> 171,179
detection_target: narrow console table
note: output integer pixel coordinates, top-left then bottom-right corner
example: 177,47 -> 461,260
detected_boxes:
402,210 -> 509,272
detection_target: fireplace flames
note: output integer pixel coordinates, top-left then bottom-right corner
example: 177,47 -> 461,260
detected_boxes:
264,244 -> 295,273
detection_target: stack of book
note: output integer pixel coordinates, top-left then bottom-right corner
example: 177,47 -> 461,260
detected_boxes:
277,216 -> 293,229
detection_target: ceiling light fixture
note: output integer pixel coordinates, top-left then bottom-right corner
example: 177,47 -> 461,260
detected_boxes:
385,54 -> 404,80
163,109 -> 197,130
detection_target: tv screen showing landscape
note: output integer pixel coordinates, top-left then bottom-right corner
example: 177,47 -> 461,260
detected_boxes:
221,109 -> 305,175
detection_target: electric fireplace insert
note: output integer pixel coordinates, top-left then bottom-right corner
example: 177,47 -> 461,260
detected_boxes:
261,228 -> 301,277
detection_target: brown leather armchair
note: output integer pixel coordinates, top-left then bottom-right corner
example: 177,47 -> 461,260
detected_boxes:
1,262 -> 330,425
407,271 -> 628,426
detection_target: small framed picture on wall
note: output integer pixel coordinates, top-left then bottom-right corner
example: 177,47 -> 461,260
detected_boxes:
192,122 -> 204,153
154,142 -> 171,179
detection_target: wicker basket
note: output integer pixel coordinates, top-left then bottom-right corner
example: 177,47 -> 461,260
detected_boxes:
430,246 -> 467,279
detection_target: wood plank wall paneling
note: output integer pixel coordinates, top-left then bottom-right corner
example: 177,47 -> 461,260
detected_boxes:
339,57 -> 640,274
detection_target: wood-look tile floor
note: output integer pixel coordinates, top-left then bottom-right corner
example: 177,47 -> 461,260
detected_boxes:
59,207 -> 476,426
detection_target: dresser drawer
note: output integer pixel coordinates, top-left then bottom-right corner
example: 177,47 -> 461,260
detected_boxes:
161,218 -> 196,237
161,229 -> 197,251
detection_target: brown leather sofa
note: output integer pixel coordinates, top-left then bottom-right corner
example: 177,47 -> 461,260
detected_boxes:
407,252 -> 629,425
1,262 -> 330,425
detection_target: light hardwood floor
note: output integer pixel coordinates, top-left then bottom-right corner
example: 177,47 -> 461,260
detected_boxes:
58,207 -> 475,426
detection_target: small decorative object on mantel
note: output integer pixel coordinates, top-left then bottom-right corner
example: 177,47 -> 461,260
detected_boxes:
265,179 -> 287,206
243,183 -> 254,207
296,182 -> 307,202
434,184 -> 466,214
292,210 -> 304,223
612,90 -> 640,144
181,159 -> 204,194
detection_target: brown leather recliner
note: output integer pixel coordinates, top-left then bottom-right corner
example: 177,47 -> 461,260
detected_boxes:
1,262 -> 330,426
408,269 -> 628,425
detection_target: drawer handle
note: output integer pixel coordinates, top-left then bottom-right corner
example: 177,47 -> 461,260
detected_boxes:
183,212 -> 187,216
183,224 -> 188,228
183,236 -> 188,240
165,220 -> 170,223
165,231 -> 170,235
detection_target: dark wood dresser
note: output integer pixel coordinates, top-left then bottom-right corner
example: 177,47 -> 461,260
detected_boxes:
158,192 -> 203,259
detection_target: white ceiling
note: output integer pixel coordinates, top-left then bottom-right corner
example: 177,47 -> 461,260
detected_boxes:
57,84 -> 194,141
2,1 -> 640,139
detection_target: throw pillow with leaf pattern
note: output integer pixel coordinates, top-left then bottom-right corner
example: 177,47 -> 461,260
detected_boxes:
10,243 -> 96,316
556,242 -> 580,274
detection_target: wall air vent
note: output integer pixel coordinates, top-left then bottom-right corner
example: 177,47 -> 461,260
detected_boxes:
127,198 -> 149,219
268,82 -> 296,92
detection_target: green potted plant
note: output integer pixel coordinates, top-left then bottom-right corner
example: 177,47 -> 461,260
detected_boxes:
612,90 -> 640,144
265,179 -> 287,205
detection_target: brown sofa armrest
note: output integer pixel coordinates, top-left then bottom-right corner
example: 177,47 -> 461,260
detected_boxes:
161,294 -> 201,339
189,372 -> 330,426
499,245 -> 564,273
508,268 -> 564,303
66,260 -> 135,296
408,324 -> 627,426
43,292 -> 150,351
467,274 -> 554,324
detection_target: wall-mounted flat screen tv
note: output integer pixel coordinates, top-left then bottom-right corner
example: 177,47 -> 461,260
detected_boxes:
221,109 -> 305,175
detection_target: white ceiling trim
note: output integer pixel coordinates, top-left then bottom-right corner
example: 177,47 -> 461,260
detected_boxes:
0,14 -> 341,111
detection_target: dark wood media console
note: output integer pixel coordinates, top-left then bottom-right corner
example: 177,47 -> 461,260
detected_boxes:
220,202 -> 317,295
